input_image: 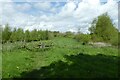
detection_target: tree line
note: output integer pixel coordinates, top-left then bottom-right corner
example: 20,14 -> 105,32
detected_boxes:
1,13 -> 119,46
2,25 -> 62,43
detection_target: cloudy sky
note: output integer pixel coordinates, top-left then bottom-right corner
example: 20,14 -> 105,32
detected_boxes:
0,0 -> 119,33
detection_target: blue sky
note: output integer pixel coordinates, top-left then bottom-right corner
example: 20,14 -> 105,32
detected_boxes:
13,2 -> 66,15
11,0 -> 108,2
0,0 -> 119,33
12,0 -> 110,15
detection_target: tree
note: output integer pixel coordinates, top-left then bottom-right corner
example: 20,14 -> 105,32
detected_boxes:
16,28 -> 24,41
10,28 -> 17,42
96,13 -> 118,42
30,29 -> 38,41
37,30 -> 42,40
89,13 -> 119,45
89,18 -> 97,34
2,24 -> 11,43
25,30 -> 30,42
45,30 -> 49,40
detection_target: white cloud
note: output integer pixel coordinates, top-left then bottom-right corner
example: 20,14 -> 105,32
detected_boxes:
24,21 -> 54,31
14,3 -> 31,11
0,0 -> 12,2
83,0 -> 100,5
59,1 -> 76,17
1,0 -> 119,34
1,2 -> 30,29
33,2 -> 52,11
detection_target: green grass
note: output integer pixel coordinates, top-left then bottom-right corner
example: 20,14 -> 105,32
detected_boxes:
2,37 -> 119,79
2,50 -> 34,78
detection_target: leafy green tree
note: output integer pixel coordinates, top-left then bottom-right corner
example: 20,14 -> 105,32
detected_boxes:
89,13 -> 119,45
10,28 -> 17,42
25,30 -> 30,42
2,24 -> 11,43
37,30 -> 42,40
16,28 -> 24,41
30,29 -> 38,41
39,31 -> 46,40
89,18 -> 97,34
45,30 -> 49,40
96,13 -> 118,43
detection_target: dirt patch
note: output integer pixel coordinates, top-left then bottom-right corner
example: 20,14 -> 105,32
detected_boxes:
88,42 -> 111,47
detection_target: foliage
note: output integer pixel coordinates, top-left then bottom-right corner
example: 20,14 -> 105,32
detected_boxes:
10,28 -> 17,42
2,25 -> 57,43
88,18 -> 97,34
29,29 -> 38,41
74,33 -> 91,44
64,31 -> 75,38
25,30 -> 30,42
2,24 -> 11,43
17,28 -> 24,41
89,13 -> 119,46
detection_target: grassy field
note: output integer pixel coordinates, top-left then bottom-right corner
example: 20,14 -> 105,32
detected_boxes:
2,37 -> 119,79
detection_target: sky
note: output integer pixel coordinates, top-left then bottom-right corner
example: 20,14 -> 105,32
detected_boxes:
0,0 -> 119,33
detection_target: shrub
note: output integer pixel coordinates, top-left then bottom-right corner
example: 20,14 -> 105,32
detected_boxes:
75,34 -> 91,44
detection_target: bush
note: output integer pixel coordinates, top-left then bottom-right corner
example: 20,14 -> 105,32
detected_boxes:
75,34 -> 91,44
90,34 -> 104,42
110,33 -> 119,46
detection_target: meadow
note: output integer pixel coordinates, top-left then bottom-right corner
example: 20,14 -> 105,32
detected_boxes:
2,37 -> 119,79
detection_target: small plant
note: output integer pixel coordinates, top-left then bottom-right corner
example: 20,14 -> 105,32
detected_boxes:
74,34 -> 91,44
